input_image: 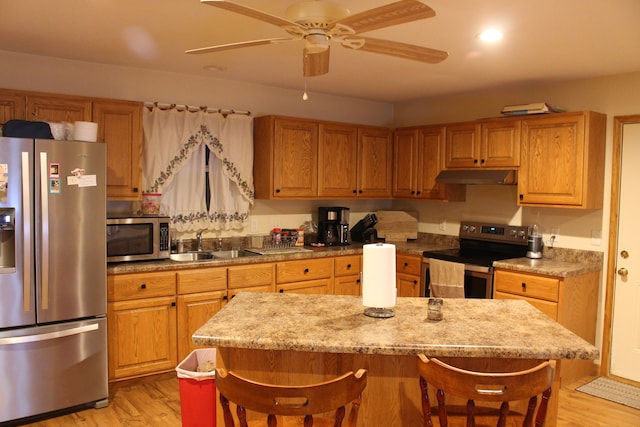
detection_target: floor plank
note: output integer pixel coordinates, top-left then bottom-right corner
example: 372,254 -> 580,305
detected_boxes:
16,374 -> 640,426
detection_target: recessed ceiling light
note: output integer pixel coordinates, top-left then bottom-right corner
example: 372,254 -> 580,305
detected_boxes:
478,29 -> 503,42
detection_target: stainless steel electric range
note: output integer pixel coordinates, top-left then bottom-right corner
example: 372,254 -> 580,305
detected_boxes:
422,221 -> 528,298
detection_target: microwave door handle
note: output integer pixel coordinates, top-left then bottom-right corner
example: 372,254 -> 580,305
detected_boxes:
21,152 -> 32,312
39,152 -> 49,310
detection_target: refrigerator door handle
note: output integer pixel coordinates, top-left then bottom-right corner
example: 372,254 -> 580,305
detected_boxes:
0,323 -> 99,345
21,152 -> 32,313
39,152 -> 50,310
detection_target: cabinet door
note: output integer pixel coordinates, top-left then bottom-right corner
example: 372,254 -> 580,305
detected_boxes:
416,126 -> 448,200
277,278 -> 332,295
273,118 -> 318,198
397,273 -> 421,297
357,127 -> 392,198
0,89 -> 26,122
177,290 -> 227,362
93,100 -> 142,200
318,123 -> 358,198
480,118 -> 521,167
26,94 -> 91,123
334,275 -> 361,296
107,296 -> 177,380
518,113 -> 585,206
445,122 -> 480,168
392,128 -> 419,198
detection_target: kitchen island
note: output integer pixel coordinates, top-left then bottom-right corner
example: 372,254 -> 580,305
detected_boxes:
193,292 -> 598,426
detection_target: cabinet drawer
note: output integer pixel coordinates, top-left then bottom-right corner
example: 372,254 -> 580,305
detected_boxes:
494,291 -> 558,320
177,268 -> 227,294
276,258 -> 333,283
228,263 -> 275,289
396,254 -> 422,276
108,271 -> 176,301
334,255 -> 361,277
494,270 -> 559,302
277,278 -> 332,295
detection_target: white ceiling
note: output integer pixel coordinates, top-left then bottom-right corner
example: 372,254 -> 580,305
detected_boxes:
1,0 -> 639,103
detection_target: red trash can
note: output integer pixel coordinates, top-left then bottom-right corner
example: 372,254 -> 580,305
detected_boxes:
176,348 -> 217,427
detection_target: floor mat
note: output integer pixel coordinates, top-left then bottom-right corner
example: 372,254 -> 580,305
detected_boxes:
576,377 -> 640,410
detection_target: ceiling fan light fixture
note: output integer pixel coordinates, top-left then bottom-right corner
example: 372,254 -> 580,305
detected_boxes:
305,33 -> 330,53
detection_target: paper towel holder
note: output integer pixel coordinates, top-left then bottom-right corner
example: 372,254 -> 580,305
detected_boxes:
364,306 -> 395,318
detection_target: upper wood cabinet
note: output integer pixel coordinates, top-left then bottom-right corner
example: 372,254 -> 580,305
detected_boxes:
393,126 -> 464,201
93,100 -> 143,200
26,94 -> 92,123
318,123 -> 358,198
0,89 -> 143,201
254,116 -> 392,200
357,126 -> 393,198
518,111 -> 606,208
445,118 -> 520,169
254,116 -> 318,199
0,89 -> 26,123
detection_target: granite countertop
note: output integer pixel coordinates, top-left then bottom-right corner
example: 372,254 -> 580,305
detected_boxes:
193,292 -> 599,360
106,241 -> 448,274
493,256 -> 601,277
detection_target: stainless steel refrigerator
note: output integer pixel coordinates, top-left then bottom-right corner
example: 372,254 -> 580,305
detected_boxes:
0,137 -> 108,423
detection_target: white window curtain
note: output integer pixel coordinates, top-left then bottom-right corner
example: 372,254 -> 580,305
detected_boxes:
142,105 -> 254,232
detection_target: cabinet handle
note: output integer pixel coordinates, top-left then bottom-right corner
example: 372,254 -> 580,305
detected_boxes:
132,187 -> 139,193
347,264 -> 352,269
416,191 -> 421,195
480,159 -> 486,164
413,280 -> 418,285
279,289 -> 284,293
171,302 -> 176,307
521,282 -> 527,290
358,190 -> 363,194
356,279 -> 361,284
352,189 -> 357,194
223,295 -> 228,300
275,189 -> 281,193
404,262 -> 409,267
519,194 -> 524,200
304,268 -> 309,274
474,159 -> 478,164
140,283 -> 147,289
411,190 -> 416,195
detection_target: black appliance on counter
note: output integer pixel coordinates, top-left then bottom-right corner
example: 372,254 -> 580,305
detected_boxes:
318,207 -> 350,246
422,221 -> 528,298
350,213 -> 378,243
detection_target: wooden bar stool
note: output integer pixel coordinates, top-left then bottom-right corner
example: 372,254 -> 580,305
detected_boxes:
417,354 -> 555,427
215,368 -> 367,427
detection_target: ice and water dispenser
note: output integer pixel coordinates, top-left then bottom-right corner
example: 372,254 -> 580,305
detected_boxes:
0,208 -> 15,271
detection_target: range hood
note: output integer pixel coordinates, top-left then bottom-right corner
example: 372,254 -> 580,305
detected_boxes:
435,169 -> 517,185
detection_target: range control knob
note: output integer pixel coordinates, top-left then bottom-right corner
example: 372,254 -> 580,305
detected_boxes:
462,225 -> 469,232
469,225 -> 476,233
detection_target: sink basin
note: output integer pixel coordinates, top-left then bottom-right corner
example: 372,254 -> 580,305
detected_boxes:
212,249 -> 262,259
170,251 -> 215,262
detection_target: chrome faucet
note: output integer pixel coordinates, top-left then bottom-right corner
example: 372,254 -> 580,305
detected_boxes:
217,237 -> 223,251
196,231 -> 203,252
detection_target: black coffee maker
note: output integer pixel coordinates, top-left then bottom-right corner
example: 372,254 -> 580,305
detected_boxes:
318,207 -> 350,246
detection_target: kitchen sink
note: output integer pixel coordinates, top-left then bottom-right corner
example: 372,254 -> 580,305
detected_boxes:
212,249 -> 262,259
170,251 -> 215,262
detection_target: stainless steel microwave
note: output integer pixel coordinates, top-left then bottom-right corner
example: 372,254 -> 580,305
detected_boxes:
106,216 -> 170,262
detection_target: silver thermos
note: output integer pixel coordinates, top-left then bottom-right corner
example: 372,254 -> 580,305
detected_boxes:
526,223 -> 543,259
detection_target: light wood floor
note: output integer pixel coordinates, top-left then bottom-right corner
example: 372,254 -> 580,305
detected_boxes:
18,374 -> 640,426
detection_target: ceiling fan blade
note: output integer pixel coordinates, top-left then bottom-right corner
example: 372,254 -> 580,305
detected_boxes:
201,0 -> 301,29
186,37 -> 293,54
303,48 -> 330,77
343,36 -> 448,64
335,0 -> 435,34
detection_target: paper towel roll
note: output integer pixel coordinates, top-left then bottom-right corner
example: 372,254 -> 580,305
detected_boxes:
72,121 -> 98,142
362,243 -> 396,308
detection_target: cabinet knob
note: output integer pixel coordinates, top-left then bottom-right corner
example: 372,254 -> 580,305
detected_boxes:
275,189 -> 281,193
304,268 -> 309,274
519,194 -> 524,200
347,264 -> 352,269
358,190 -> 363,194
474,159 -> 478,164
480,159 -> 486,164
171,302 -> 176,307
223,295 -> 228,300
140,283 -> 146,289
618,267 -> 629,278
416,191 -> 421,195
352,189 -> 357,194
411,190 -> 416,195
279,289 -> 284,293
521,282 -> 527,290
132,187 -> 139,193
404,262 -> 409,267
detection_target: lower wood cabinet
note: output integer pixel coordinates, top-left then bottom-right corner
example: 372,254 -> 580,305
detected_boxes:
276,258 -> 334,295
493,268 -> 599,384
396,253 -> 422,297
107,271 -> 177,381
333,255 -> 362,296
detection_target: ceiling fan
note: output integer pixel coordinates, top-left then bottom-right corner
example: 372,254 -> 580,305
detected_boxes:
186,0 -> 448,77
